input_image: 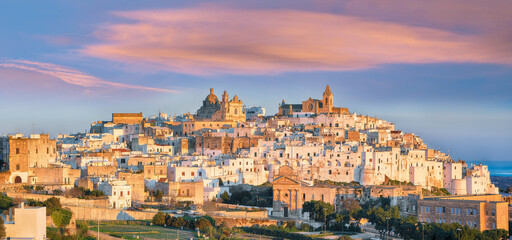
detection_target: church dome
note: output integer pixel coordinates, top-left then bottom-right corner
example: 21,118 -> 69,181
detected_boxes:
205,88 -> 219,104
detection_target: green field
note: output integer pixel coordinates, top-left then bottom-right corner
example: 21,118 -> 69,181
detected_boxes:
87,221 -> 196,239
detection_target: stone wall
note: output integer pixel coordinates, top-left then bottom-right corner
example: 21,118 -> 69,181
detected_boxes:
6,192 -> 109,208
68,206 -> 155,221
88,165 -> 116,178
112,113 -> 143,125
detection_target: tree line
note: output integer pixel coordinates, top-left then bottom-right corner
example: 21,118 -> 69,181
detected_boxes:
302,197 -> 509,240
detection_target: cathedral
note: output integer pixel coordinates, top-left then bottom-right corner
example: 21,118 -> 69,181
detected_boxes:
278,85 -> 349,115
196,88 -> 245,123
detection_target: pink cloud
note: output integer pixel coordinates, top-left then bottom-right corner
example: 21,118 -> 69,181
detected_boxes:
80,6 -> 512,75
0,60 -> 177,93
339,0 -> 512,33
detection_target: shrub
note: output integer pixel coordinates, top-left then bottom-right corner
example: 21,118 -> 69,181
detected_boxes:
51,208 -> 73,228
152,212 -> 166,226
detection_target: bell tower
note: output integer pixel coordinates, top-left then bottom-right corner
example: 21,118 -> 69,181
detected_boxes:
323,85 -> 333,112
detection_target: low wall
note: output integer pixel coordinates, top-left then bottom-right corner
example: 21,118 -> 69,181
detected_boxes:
68,206 -> 155,221
6,192 -> 108,208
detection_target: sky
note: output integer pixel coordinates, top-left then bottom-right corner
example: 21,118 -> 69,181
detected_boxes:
0,1 -> 511,163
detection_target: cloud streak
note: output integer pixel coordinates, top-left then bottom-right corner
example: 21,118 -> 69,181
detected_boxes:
0,60 -> 177,93
81,6 -> 512,75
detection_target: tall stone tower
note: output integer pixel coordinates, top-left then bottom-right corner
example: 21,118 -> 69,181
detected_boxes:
323,85 -> 333,112
222,90 -> 229,107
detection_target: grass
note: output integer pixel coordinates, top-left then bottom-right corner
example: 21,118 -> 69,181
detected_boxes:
87,221 -> 196,239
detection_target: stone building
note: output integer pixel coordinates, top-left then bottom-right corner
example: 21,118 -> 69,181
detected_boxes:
418,194 -> 508,232
279,85 -> 349,115
272,166 -> 342,219
112,112 -> 143,125
197,88 -> 221,120
117,172 -> 145,204
195,133 -> 261,155
31,166 -> 80,186
180,120 -> 238,135
196,88 -> 246,123
87,165 -> 116,178
8,134 -> 57,183
156,180 -> 204,205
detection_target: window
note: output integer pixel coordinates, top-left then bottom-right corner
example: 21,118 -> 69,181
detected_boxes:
120,191 -> 123,196
128,191 -> 130,195
182,172 -> 185,176
191,172 -> 195,176
114,191 -> 116,196
16,164 -> 20,171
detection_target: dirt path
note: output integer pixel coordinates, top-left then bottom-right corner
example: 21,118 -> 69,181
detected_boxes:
87,230 -> 124,240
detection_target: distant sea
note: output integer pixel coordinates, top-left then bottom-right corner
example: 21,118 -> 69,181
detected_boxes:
466,160 -> 512,176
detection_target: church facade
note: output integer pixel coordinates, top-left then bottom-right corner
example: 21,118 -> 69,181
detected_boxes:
196,88 -> 245,123
279,85 -> 349,115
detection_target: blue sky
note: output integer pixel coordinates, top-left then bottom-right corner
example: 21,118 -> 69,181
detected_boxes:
0,0 -> 511,163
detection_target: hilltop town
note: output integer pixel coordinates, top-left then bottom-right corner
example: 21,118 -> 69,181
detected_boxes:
0,86 -> 507,239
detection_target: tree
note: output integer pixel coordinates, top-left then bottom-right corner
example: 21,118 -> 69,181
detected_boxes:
0,217 -> 5,239
173,217 -> 187,228
0,193 -> 13,211
393,216 -> 417,240
202,215 -> 216,227
152,212 -> 166,226
480,229 -> 508,240
284,220 -> 297,231
366,206 -> 399,238
195,218 -> 213,232
45,197 -> 62,215
51,208 -> 72,228
300,223 -> 313,232
221,191 -> 230,203
154,190 -> 163,202
336,236 -> 352,240
302,200 -> 334,222
90,189 -> 104,197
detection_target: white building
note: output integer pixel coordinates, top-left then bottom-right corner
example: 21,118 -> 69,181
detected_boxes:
98,180 -> 132,209
4,203 -> 46,240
